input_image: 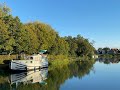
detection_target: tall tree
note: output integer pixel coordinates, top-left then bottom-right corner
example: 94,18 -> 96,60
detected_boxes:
0,3 -> 11,17
0,19 -> 14,54
64,36 -> 78,56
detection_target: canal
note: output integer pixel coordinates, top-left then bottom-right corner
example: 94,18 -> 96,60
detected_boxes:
0,58 -> 120,90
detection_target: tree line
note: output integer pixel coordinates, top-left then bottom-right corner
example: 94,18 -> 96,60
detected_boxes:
97,47 -> 120,54
0,4 -> 95,57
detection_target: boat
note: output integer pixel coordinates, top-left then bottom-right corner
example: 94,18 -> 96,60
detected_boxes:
9,50 -> 48,71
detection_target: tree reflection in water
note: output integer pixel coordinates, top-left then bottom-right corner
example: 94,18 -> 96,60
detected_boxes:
96,57 -> 120,64
0,60 -> 95,90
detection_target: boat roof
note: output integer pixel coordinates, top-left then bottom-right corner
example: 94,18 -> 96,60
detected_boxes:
39,50 -> 47,54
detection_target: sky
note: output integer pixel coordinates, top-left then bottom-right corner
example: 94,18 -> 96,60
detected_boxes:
0,0 -> 120,49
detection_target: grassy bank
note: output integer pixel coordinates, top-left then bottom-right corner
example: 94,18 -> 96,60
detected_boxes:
48,59 -> 71,70
99,54 -> 120,58
48,55 -> 71,70
48,55 -> 95,70
0,55 -> 16,64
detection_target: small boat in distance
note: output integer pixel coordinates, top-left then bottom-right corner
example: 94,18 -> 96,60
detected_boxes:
9,50 -> 48,71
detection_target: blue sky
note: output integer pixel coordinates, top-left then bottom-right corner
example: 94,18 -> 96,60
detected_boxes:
1,0 -> 120,49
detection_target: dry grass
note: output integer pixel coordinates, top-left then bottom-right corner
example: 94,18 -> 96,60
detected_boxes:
0,55 -> 16,64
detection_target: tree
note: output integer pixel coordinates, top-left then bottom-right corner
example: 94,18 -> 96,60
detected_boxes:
24,21 -> 58,54
65,34 -> 95,58
0,3 -> 95,57
65,36 -> 78,56
24,23 -> 39,54
0,3 -> 11,18
0,19 -> 14,54
49,35 -> 69,55
103,47 -> 110,54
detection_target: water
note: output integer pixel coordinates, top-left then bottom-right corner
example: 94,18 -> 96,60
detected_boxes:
0,58 -> 120,90
60,62 -> 120,90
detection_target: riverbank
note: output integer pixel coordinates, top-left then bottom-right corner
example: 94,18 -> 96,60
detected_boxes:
0,54 -> 95,71
98,54 -> 120,58
48,55 -> 95,70
0,55 -> 16,64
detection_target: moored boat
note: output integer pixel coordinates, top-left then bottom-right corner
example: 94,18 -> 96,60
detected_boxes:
9,50 -> 48,71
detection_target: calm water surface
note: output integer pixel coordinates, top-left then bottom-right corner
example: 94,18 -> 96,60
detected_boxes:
0,58 -> 120,90
60,61 -> 120,90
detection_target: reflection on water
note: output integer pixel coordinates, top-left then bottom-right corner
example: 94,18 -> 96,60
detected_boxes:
47,61 -> 95,90
96,57 -> 120,64
0,61 -> 94,90
0,68 -> 48,90
60,59 -> 120,90
10,69 -> 48,88
0,58 -> 119,90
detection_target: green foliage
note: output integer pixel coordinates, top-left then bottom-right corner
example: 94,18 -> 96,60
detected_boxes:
65,34 -> 95,58
0,3 -> 11,17
103,47 -> 110,54
24,22 -> 58,54
0,4 -> 95,59
49,58 -> 70,70
48,55 -> 68,61
49,36 -> 70,55
0,19 -> 14,53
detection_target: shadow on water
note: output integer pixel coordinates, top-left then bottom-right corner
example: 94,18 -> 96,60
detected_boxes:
0,60 -> 95,90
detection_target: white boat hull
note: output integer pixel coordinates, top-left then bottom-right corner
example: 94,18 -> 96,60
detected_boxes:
9,52 -> 48,71
9,59 -> 48,71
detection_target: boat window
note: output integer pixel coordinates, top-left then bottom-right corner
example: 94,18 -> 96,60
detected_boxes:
30,57 -> 33,60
